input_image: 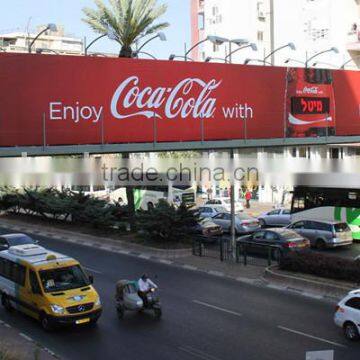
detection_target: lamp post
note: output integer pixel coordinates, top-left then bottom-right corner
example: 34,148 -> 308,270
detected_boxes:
205,56 -> 226,63
340,55 -> 360,69
136,32 -> 166,55
28,23 -> 57,53
169,54 -> 194,61
245,58 -> 273,66
305,47 -> 339,68
36,48 -> 59,55
264,42 -> 296,65
185,35 -> 229,61
312,61 -> 337,68
284,58 -> 305,66
225,43 -> 257,63
133,51 -> 158,60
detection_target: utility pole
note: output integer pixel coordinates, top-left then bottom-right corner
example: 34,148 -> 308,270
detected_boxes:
270,0 -> 275,65
230,149 -> 236,259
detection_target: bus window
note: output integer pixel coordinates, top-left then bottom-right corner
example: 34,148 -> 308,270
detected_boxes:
292,197 -> 305,212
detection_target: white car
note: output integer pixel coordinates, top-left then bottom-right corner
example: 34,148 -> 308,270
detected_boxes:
205,198 -> 244,213
198,205 -> 228,218
334,289 -> 360,341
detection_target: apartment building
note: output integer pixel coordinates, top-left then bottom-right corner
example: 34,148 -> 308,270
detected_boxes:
191,0 -> 360,69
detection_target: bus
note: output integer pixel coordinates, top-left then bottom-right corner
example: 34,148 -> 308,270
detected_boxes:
291,186 -> 360,240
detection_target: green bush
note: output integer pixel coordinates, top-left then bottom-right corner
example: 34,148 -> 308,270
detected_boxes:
279,251 -> 360,283
0,187 -> 125,230
136,199 -> 199,243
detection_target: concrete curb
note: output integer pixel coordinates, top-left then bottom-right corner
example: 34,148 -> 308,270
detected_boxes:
262,265 -> 355,302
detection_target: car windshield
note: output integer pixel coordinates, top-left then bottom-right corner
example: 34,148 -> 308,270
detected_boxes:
200,218 -> 213,225
7,235 -> 34,246
39,265 -> 89,293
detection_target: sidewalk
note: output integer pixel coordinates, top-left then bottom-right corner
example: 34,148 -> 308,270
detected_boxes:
0,320 -> 58,360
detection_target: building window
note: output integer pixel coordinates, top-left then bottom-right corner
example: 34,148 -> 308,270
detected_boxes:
212,6 -> 219,16
257,31 -> 264,42
198,12 -> 205,30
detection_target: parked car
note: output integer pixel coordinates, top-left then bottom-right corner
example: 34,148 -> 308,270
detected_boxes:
258,208 -> 291,227
190,217 -> 223,237
205,198 -> 244,213
287,220 -> 353,249
198,205 -> 228,218
237,228 -> 310,259
211,212 -> 260,235
0,233 -> 38,251
334,289 -> 360,341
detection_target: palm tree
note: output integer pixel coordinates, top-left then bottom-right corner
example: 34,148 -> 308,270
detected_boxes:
83,0 -> 169,58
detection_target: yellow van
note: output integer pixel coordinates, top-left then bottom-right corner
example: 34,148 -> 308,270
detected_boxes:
0,244 -> 102,330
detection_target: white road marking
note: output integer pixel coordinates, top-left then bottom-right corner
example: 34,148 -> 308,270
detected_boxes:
178,345 -> 222,360
192,300 -> 242,317
278,326 -> 347,348
83,266 -> 102,274
19,333 -> 33,342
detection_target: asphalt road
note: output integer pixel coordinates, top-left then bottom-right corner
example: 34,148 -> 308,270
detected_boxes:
0,227 -> 358,360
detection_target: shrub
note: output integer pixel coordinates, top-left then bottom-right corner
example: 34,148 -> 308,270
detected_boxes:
136,200 -> 199,243
279,251 -> 360,283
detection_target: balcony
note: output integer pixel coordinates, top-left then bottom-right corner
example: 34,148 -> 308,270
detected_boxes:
346,31 -> 360,52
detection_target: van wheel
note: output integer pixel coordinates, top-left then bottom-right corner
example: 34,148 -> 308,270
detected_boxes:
40,313 -> 53,331
344,322 -> 360,341
316,239 -> 326,250
1,294 -> 13,312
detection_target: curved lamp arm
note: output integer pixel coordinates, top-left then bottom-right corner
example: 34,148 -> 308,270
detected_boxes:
85,33 -> 108,56
264,43 -> 296,64
28,26 -> 50,53
305,47 -> 338,68
225,43 -> 257,61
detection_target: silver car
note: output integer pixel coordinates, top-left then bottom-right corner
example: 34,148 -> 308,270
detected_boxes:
287,220 -> 353,249
211,212 -> 260,235
258,208 -> 291,227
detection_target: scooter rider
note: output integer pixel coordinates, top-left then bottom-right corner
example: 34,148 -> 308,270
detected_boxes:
138,274 -> 158,307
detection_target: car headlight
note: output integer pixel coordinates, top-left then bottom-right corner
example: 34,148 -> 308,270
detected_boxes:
50,304 -> 65,314
95,296 -> 101,306
136,300 -> 143,306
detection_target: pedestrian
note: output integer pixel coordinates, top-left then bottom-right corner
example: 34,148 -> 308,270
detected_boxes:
245,189 -> 252,209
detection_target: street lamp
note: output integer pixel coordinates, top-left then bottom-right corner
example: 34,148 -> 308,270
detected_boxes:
340,55 -> 360,69
185,35 -> 229,61
205,56 -> 226,63
312,61 -> 337,68
133,51 -> 158,60
305,47 -> 339,68
85,29 -> 117,56
136,32 -> 166,54
36,48 -> 59,55
169,54 -> 194,61
284,58 -> 305,66
225,43 -> 257,63
264,42 -> 296,65
245,58 -> 273,66
28,23 -> 57,53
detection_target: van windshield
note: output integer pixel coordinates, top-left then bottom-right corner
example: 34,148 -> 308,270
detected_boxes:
39,265 -> 89,293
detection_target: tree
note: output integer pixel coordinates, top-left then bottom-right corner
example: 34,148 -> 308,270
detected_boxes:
82,0 -> 169,58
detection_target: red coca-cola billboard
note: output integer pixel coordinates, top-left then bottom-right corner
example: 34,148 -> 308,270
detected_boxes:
0,53 -> 359,147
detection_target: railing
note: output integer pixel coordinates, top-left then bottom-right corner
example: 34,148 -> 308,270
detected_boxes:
236,240 -> 282,266
192,235 -> 230,262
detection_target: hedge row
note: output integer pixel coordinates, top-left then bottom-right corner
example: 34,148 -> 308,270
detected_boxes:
280,251 -> 360,283
0,187 -> 128,230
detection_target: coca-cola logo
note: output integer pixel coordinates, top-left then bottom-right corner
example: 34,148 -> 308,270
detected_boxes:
302,86 -> 319,95
110,76 -> 222,120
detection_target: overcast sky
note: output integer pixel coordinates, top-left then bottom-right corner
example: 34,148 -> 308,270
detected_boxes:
0,0 -> 190,59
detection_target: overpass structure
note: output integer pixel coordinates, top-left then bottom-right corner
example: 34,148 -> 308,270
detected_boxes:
0,53 -> 359,157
